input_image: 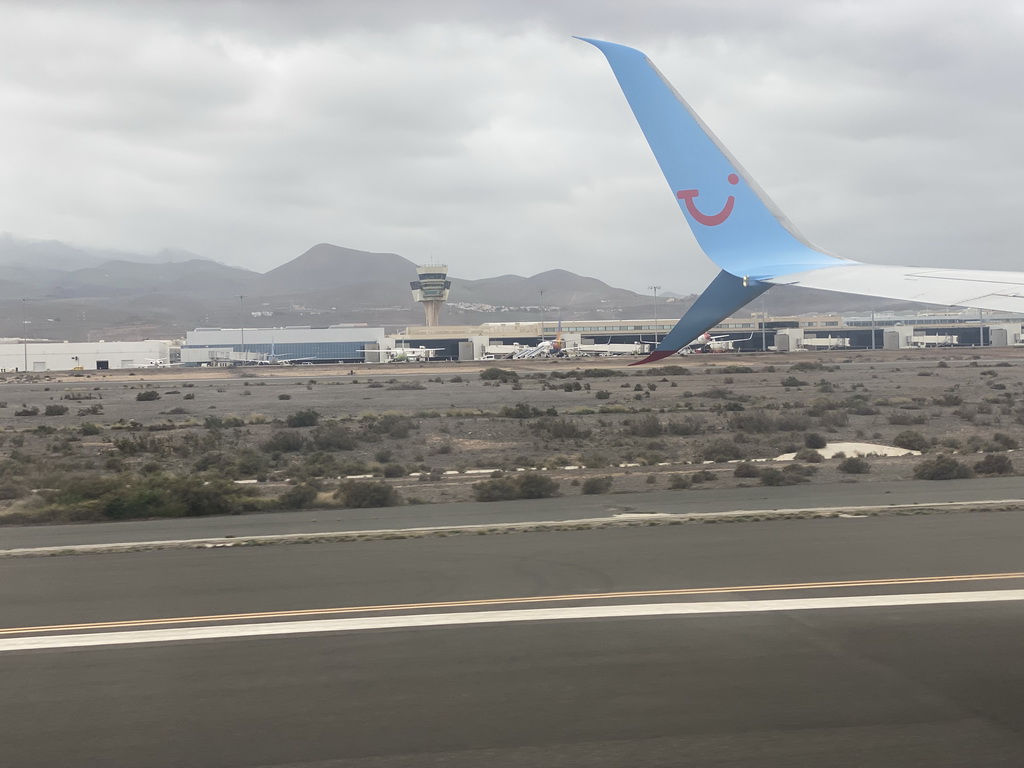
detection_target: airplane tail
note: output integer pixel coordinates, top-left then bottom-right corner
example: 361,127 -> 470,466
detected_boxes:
577,38 -> 847,364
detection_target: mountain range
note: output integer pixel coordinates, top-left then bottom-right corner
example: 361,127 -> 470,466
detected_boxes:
0,235 -> 914,341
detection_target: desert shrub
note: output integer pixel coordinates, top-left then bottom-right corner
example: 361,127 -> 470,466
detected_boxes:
387,381 -> 426,391
183,393 -> 195,400
594,390 -> 611,400
203,415 -> 225,430
727,411 -> 777,433
40,473 -> 253,521
278,483 -> 319,509
785,463 -> 817,477
626,414 -> 663,437
532,418 -> 592,440
364,414 -> 418,438
193,451 -> 231,472
234,449 -> 268,476
262,431 -> 306,453
665,416 -> 705,435
579,452 -> 610,468
471,476 -> 520,502
581,476 -> 613,495
135,390 -> 160,401
15,407 -> 39,416
80,422 -> 102,436
974,453 -> 1014,476
514,473 -> 560,499
277,393 -> 291,400
667,474 -> 692,490
913,455 -> 974,480
733,462 -> 761,478
776,414 -> 811,432
499,402 -> 545,419
0,480 -> 29,500
804,433 -> 827,449
310,423 -> 357,451
645,365 -> 689,377
479,367 -> 519,383
817,410 -> 850,429
44,404 -> 69,416
382,463 -> 406,478
992,433 -> 1019,450
781,376 -> 808,388
888,412 -> 926,425
758,468 -> 794,486
893,430 -> 929,451
794,448 -> 823,463
757,465 -> 812,486
334,480 -> 400,508
472,472 -> 559,502
838,456 -> 870,474
285,409 -> 320,428
932,393 -> 964,407
701,439 -> 743,463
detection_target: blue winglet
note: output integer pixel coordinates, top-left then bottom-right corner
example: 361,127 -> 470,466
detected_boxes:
577,37 -> 846,281
632,270 -> 771,365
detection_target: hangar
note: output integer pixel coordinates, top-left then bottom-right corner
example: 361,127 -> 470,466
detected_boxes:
181,325 -> 387,365
0,340 -> 171,372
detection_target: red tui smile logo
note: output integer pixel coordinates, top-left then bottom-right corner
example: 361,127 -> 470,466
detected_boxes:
677,173 -> 739,226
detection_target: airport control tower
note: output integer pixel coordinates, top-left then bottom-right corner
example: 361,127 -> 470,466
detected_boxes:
410,264 -> 451,326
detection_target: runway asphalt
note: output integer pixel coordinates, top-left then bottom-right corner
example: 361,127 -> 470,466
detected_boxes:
2,511 -> 1024,766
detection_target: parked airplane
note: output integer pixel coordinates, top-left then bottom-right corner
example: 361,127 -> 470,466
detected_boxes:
361,346 -> 446,363
579,39 -> 1024,364
681,332 -> 749,353
144,358 -> 183,368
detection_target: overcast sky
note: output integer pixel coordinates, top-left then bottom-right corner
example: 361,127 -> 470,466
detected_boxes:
2,0 -> 1023,295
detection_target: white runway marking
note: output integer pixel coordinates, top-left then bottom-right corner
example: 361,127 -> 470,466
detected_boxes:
4,589 -> 1023,653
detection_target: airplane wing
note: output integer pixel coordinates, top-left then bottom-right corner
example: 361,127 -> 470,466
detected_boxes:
765,264 -> 1024,314
576,38 -> 1024,363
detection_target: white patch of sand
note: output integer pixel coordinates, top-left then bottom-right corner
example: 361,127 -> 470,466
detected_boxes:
776,442 -> 921,461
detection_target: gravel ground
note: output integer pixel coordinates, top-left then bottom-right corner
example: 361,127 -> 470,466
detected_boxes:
1,347 -> 1022,517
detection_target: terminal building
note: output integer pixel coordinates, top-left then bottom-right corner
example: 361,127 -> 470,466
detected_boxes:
392,310 -> 1024,359
4,308 -> 1023,373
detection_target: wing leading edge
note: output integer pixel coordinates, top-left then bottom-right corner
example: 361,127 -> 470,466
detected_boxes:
577,37 -> 1024,363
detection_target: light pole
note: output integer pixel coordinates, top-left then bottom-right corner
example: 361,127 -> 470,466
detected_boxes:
761,294 -> 768,352
238,295 -> 245,364
21,298 -> 27,372
649,285 -> 661,346
538,289 -> 545,343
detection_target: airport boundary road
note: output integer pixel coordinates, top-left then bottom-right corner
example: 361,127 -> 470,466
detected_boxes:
4,476 -> 1024,552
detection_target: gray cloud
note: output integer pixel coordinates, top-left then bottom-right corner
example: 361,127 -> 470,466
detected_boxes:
1,0 -> 1023,296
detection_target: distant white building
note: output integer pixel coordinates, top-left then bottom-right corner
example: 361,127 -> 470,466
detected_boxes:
182,325 -> 386,365
0,340 -> 171,372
